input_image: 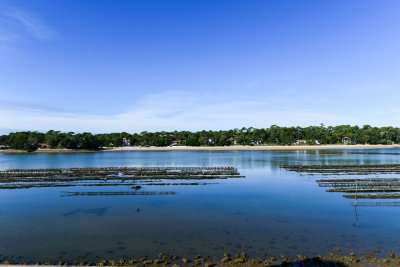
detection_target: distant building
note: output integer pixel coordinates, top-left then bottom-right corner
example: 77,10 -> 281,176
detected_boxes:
171,140 -> 181,146
0,145 -> 9,150
122,137 -> 131,146
203,138 -> 214,145
342,137 -> 351,144
37,143 -> 49,149
251,140 -> 262,146
293,140 -> 307,145
228,137 -> 237,145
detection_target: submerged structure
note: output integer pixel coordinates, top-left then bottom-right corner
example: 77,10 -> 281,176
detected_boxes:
0,166 -> 243,189
282,163 -> 400,203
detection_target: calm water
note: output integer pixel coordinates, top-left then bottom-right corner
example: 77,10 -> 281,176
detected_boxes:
1,149 -> 400,262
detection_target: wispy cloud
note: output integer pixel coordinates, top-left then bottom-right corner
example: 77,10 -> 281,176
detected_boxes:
0,99 -> 82,114
0,3 -> 55,54
5,7 -> 55,40
0,90 -> 374,134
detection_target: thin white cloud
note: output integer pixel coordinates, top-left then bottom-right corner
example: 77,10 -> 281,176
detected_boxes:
5,7 -> 55,40
0,4 -> 55,55
0,90 -> 376,134
0,99 -> 80,113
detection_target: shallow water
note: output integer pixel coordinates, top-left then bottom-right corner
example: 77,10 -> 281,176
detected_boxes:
1,149 -> 400,262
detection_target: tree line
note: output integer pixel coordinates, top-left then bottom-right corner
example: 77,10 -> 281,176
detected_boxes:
0,125 -> 399,152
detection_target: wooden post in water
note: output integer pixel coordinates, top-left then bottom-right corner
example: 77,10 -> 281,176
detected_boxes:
353,178 -> 359,227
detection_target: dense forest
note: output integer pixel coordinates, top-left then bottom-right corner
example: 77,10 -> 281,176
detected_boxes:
0,125 -> 399,152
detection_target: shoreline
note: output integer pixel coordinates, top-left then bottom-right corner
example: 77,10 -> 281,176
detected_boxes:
1,144 -> 400,154
0,251 -> 398,266
106,144 -> 400,151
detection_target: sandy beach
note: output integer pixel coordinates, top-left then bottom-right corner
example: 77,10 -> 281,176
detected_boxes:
1,144 -> 399,153
105,144 -> 400,152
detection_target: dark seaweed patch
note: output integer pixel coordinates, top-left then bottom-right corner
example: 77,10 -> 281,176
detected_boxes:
63,207 -> 108,217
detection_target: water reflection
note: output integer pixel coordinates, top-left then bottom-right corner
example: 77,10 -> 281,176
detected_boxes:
1,149 -> 400,262
2,149 -> 400,171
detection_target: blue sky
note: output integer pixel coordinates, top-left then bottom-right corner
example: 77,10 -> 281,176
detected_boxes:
0,0 -> 400,133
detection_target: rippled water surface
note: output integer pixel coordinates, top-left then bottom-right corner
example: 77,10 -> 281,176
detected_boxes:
1,149 -> 400,262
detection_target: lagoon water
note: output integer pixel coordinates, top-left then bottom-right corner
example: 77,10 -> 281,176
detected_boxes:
1,149 -> 400,262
